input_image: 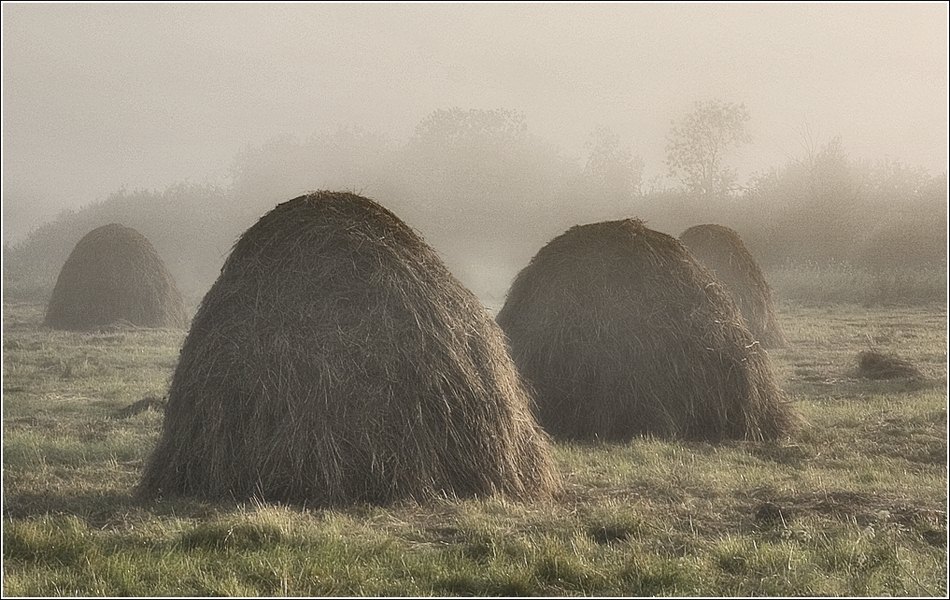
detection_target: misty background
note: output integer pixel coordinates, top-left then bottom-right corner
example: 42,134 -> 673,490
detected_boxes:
3,3 -> 948,309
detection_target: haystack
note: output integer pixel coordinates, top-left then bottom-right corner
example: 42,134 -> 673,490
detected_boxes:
679,224 -> 786,347
44,224 -> 187,330
138,191 -> 557,505
496,219 -> 796,442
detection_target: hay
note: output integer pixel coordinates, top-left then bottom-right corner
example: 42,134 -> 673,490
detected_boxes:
857,350 -> 923,380
497,219 -> 796,442
679,224 -> 786,347
44,224 -> 187,330
138,191 -> 558,506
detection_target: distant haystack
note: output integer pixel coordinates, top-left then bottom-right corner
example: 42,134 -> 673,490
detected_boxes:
679,224 -> 786,347
138,192 -> 558,506
497,219 -> 796,442
44,224 -> 187,330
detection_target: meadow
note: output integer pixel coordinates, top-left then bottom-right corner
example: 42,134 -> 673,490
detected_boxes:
2,300 -> 947,596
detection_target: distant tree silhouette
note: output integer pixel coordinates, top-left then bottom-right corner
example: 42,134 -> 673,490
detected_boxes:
666,100 -> 751,198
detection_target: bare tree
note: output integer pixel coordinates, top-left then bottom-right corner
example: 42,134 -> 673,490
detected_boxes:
665,100 -> 751,198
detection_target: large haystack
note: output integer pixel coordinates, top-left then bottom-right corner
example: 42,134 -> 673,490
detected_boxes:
44,224 -> 187,330
496,219 -> 795,442
679,224 -> 786,347
138,191 -> 557,506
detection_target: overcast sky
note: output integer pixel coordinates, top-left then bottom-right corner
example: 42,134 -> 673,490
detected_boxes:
3,2 -> 948,242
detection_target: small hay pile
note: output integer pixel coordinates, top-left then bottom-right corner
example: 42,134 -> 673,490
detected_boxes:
497,219 -> 796,442
679,224 -> 786,347
857,350 -> 923,380
44,224 -> 187,330
112,395 -> 167,419
138,191 -> 558,506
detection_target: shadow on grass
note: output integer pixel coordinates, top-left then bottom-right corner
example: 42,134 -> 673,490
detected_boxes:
2,489 -> 226,528
783,373 -> 945,400
741,487 -> 947,539
745,442 -> 816,468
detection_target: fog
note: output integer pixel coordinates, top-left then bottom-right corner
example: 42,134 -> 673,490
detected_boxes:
3,3 -> 946,238
2,3 -> 948,307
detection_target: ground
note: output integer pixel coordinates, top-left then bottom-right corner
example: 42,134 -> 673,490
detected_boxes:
2,301 -> 946,596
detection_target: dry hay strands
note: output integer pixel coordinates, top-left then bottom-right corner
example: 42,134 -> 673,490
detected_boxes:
44,223 -> 188,331
497,218 -> 797,443
857,350 -> 924,380
138,191 -> 558,507
679,223 -> 786,348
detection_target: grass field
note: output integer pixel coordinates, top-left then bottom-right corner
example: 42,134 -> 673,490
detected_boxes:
2,300 -> 947,596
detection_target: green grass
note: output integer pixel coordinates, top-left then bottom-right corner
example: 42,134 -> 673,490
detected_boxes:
3,300 -> 947,596
767,263 -> 947,306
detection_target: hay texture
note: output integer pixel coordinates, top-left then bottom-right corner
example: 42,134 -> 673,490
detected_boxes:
496,219 -> 795,442
139,192 -> 557,506
679,224 -> 786,347
857,350 -> 923,380
44,224 -> 187,330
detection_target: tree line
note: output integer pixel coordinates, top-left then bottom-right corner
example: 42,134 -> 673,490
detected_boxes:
4,102 -> 946,306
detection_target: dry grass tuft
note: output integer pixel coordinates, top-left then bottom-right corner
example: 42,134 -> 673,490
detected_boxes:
112,395 -> 168,419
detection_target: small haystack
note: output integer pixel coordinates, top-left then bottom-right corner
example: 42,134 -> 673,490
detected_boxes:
679,224 -> 786,347
497,219 -> 796,442
857,350 -> 923,380
138,192 -> 557,506
44,224 -> 187,330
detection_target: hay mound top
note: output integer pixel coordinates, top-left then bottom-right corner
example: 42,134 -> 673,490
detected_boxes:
857,351 -> 923,380
497,218 -> 796,442
679,223 -> 785,347
139,191 -> 558,506
44,223 -> 187,331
